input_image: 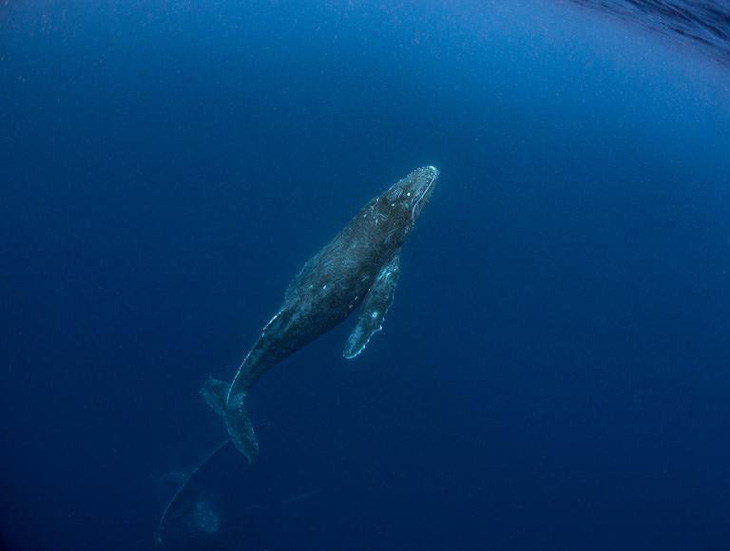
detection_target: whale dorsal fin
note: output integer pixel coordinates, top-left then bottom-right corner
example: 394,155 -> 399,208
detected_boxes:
343,253 -> 401,359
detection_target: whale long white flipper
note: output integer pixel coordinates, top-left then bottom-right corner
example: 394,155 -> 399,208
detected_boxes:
344,253 -> 401,359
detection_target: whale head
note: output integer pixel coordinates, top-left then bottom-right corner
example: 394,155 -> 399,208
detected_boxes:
381,165 -> 439,228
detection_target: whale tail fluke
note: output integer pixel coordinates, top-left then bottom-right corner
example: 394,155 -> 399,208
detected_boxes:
224,391 -> 260,463
201,377 -> 229,416
201,377 -> 260,463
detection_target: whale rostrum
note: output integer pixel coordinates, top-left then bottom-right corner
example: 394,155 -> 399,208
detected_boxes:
202,166 -> 439,461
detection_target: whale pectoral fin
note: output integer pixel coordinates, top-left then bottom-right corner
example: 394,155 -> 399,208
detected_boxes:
344,253 -> 401,359
201,377 -> 230,416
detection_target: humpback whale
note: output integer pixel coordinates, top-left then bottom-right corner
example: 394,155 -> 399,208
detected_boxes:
202,166 -> 439,461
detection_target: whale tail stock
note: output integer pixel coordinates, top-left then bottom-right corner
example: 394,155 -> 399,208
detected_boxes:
201,377 -> 260,463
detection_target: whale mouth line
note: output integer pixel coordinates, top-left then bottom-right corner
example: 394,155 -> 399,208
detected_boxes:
410,169 -> 438,223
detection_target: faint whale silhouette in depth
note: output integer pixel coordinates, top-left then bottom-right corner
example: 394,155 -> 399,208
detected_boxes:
155,439 -> 234,548
156,423 -> 272,548
202,166 -> 439,461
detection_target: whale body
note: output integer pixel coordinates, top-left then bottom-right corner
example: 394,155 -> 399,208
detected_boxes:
202,166 -> 439,461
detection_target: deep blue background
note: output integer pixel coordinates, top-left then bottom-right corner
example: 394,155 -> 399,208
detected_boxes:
2,1 -> 730,549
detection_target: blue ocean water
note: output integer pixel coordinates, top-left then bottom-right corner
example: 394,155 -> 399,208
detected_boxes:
571,0 -> 730,65
2,1 -> 730,550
